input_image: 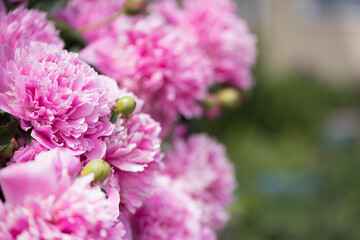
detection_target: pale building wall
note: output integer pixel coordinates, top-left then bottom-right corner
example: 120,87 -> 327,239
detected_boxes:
236,0 -> 360,83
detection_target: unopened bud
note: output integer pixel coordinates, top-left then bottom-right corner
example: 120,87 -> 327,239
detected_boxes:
114,96 -> 136,118
81,159 -> 111,184
124,0 -> 147,15
0,138 -> 19,158
216,88 -> 241,108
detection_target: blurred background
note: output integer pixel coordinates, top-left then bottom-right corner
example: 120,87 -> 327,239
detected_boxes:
197,0 -> 360,239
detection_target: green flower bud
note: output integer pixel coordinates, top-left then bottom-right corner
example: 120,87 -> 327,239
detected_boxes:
216,88 -> 241,108
114,96 -> 136,118
0,138 -> 20,158
124,0 -> 147,15
81,159 -> 111,184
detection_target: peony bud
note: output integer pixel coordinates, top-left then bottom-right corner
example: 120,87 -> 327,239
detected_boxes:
216,88 -> 241,108
0,138 -> 20,158
114,96 -> 136,118
124,0 -> 147,15
81,159 -> 111,184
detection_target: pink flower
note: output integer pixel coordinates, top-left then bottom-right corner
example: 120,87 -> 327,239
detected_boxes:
201,227 -> 217,240
0,41 -> 115,159
80,14 -> 214,137
12,140 -> 47,163
0,2 -> 5,17
109,161 -> 162,214
102,89 -> 163,213
132,179 -> 204,240
0,6 -> 63,48
118,213 -> 133,240
0,149 -> 125,239
183,0 -> 257,88
54,0 -> 125,42
163,133 -> 237,229
149,0 -> 182,25
153,0 -> 257,88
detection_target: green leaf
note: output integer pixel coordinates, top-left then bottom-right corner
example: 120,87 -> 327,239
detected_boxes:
47,16 -> 87,49
18,127 -> 33,146
0,111 -> 12,127
28,0 -> 69,10
0,121 -> 18,151
0,187 -> 4,202
110,112 -> 118,124
0,145 -> 7,152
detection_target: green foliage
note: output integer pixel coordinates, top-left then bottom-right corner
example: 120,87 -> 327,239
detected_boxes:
0,111 -> 17,151
0,111 -> 32,155
28,0 -> 69,11
18,127 -> 32,146
109,112 -> 118,124
197,74 -> 360,240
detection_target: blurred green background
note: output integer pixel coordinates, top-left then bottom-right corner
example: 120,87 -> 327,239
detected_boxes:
196,1 -> 360,239
197,55 -> 360,240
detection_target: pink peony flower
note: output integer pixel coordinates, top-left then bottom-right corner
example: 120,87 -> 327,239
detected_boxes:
12,140 -> 48,163
132,179 -> 204,240
102,89 -> 163,213
54,0 -> 125,42
0,41 -> 115,159
201,227 -> 217,240
0,149 -> 125,239
80,14 -> 214,136
118,212 -> 133,240
0,2 -> 5,17
149,0 -> 183,25
183,0 -> 257,88
108,161 -> 162,214
0,6 -> 64,48
153,0 -> 257,88
163,133 -> 237,229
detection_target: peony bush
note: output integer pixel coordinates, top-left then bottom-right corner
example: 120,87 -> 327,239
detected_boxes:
0,0 -> 256,239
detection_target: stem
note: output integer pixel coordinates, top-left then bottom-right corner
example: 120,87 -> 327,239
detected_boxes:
78,10 -> 124,33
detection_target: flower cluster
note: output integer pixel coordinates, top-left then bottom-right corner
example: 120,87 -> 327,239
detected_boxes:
56,0 -> 256,136
0,149 -> 125,239
80,14 -> 213,136
163,133 -> 237,230
152,0 -> 257,88
101,89 -> 163,213
0,0 -> 254,239
131,131 -> 238,239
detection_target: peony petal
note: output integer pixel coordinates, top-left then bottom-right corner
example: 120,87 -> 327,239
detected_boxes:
0,157 -> 58,204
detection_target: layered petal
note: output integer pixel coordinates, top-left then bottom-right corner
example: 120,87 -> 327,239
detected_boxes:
0,6 -> 63,48
0,149 -> 124,239
163,133 -> 237,229
80,14 -> 214,136
0,41 -> 115,159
